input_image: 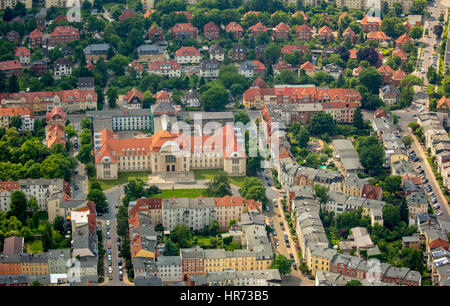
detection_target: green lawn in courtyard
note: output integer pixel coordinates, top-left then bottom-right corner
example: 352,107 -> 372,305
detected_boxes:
193,169 -> 246,187
98,171 -> 149,191
151,188 -> 207,198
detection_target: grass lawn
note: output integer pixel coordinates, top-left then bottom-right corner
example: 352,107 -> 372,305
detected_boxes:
195,236 -> 214,247
193,169 -> 246,187
151,188 -> 207,198
98,171 -> 149,191
26,240 -> 43,254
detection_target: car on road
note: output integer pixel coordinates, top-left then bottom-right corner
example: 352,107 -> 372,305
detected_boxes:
308,276 -> 315,280
423,178 -> 428,183
118,259 -> 122,266
108,249 -> 111,255
97,213 -> 103,217
280,223 -> 284,230
74,185 -> 79,190
108,267 -> 112,274
119,275 -> 123,281
272,230 -> 277,236
109,274 -> 112,280
74,170 -> 78,174
431,198 -> 437,204
106,220 -> 110,226
292,262 -> 297,270
108,260 -> 111,266
286,242 -> 290,248
273,199 -> 278,207
416,165 -> 421,169
429,192 -> 435,196
275,240 -> 279,246
115,204 -> 118,208
108,254 -> 111,260
433,204 -> 440,209
107,243 -> 111,249
437,211 -> 443,216
107,232 -> 111,239
289,253 -> 294,260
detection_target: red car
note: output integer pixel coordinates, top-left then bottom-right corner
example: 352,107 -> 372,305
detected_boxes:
107,243 -> 111,249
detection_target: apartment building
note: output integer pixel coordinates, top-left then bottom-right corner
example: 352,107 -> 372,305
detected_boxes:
49,26 -> 79,46
156,256 -> 182,282
0,0 -> 31,8
0,60 -> 23,77
0,107 -> 34,131
148,60 -> 181,78
175,47 -> 201,64
137,45 -> 168,64
0,89 -> 97,115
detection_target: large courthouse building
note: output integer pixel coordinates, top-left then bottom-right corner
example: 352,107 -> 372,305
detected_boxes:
94,125 -> 246,179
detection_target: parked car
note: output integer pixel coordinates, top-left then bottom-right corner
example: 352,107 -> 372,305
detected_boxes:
275,240 -> 279,246
115,204 -> 118,208
437,211 -> 443,216
272,230 -> 277,236
108,260 -> 111,266
433,204 -> 440,209
119,275 -> 123,281
429,192 -> 435,196
289,253 -> 294,260
423,178 -> 428,183
107,243 -> 111,249
109,274 -> 112,280
292,262 -> 297,270
108,267 -> 112,274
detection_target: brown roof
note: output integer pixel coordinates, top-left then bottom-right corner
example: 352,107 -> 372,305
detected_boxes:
3,236 -> 23,255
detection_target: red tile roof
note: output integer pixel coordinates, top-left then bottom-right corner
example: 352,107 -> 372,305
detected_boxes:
437,96 -> 450,109
318,25 -> 333,36
252,77 -> 267,88
361,16 -> 382,25
171,23 -> 197,33
249,22 -> 268,33
367,31 -> 390,40
378,65 -> 396,75
0,179 -> 19,193
15,47 -> 30,57
392,69 -> 407,81
274,22 -> 290,33
300,61 -> 315,71
0,60 -> 22,71
50,26 -> 79,37
292,11 -> 308,20
0,107 -> 33,118
349,49 -> 358,59
392,48 -> 408,61
281,45 -> 308,54
175,11 -> 193,20
29,29 -> 43,39
226,22 -> 243,32
125,87 -> 143,104
176,46 -> 200,57
295,24 -> 312,33
46,123 -> 66,148
95,125 -> 246,164
244,11 -> 260,18
148,60 -> 181,71
396,32 -> 413,44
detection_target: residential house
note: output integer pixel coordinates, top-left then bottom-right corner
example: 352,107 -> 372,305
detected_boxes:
0,107 -> 34,131
203,21 -> 220,40
29,29 -> 43,47
209,44 -> 224,62
181,88 -> 201,108
226,22 -> 243,39
295,24 -> 312,41
137,45 -> 168,64
148,24 -> 164,42
361,16 -> 382,32
83,44 -> 111,62
231,44 -> 247,62
148,60 -> 181,78
273,22 -> 290,41
49,26 -> 79,46
122,87 -> 143,110
249,22 -> 269,38
0,60 -> 23,77
317,26 -> 333,42
396,33 -> 413,50
170,23 -> 198,40
199,59 -> 221,79
380,84 -> 401,106
239,60 -> 265,78
77,77 -> 95,90
175,46 -> 201,65
14,47 -> 30,65
53,57 -> 73,79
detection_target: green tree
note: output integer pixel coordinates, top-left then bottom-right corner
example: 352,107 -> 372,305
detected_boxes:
234,111 -> 250,125
359,66 -> 382,94
164,240 -> 179,256
169,224 -> 192,248
206,171 -> 232,197
309,112 -> 336,136
271,254 -> 292,275
314,184 -> 329,204
402,135 -> 413,148
9,190 -> 27,223
87,188 -> 107,213
346,280 -> 363,286
383,203 -> 401,231
201,85 -> 229,111
106,87 -> 118,108
409,25 -> 423,41
10,116 -> 22,130
65,124 -> 77,139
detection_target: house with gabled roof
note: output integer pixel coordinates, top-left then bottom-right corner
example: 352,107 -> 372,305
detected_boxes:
273,22 -> 290,41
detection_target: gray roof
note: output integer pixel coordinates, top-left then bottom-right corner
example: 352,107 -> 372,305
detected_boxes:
137,44 -> 166,55
180,247 -> 205,259
134,274 -> 163,286
83,44 -> 111,55
156,256 -> 181,266
162,197 -> 216,209
200,58 -> 221,70
380,84 -> 400,96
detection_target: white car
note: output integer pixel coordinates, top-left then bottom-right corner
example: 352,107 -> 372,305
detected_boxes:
437,211 -> 443,216
106,220 -> 110,226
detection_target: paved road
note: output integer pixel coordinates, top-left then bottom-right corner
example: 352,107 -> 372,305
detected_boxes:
415,1 -> 448,83
259,168 -> 315,286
